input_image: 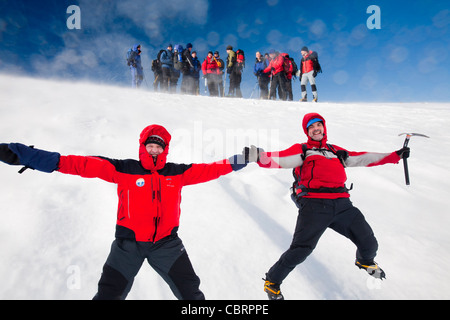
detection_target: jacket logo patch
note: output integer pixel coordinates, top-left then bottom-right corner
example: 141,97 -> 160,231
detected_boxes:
136,178 -> 145,187
166,177 -> 175,187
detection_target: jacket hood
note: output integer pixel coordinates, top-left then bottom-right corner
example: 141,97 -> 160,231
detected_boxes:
139,124 -> 171,171
133,44 -> 141,52
302,112 -> 327,147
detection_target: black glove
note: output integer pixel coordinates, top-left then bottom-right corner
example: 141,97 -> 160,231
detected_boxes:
396,147 -> 410,159
335,150 -> 349,163
0,143 -> 21,165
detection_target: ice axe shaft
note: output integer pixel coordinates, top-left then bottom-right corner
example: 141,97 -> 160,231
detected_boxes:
398,133 -> 430,185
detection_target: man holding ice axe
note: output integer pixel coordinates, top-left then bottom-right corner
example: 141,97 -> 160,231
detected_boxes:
242,112 -> 424,300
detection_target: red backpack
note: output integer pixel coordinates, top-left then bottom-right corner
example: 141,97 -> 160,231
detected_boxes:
236,49 -> 245,70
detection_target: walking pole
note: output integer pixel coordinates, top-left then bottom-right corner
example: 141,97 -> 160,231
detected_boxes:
268,73 -> 273,99
224,72 -> 228,96
250,80 -> 259,99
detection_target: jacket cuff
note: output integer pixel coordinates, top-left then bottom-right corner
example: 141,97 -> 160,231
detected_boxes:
228,154 -> 247,171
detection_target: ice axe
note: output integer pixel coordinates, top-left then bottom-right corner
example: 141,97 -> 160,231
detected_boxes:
398,133 -> 430,185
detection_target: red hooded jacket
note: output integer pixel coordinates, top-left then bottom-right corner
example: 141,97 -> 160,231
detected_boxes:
301,50 -> 317,74
202,56 -> 220,75
263,53 -> 286,75
257,113 -> 401,199
57,124 -> 233,242
280,53 -> 294,80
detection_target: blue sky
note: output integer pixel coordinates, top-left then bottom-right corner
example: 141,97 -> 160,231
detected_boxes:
0,0 -> 449,102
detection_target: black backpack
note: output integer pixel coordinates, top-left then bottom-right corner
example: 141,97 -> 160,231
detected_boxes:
151,49 -> 165,73
312,52 -> 322,75
290,57 -> 298,77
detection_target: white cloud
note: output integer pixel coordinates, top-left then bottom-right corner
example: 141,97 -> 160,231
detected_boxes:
309,19 -> 327,39
389,46 -> 409,63
207,31 -> 220,47
114,0 -> 209,40
333,70 -> 349,85
432,9 -> 450,29
266,29 -> 283,47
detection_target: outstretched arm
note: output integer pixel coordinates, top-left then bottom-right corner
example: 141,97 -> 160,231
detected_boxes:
0,143 -> 118,183
181,154 -> 246,186
57,155 -> 118,183
334,145 -> 404,168
243,144 -> 304,169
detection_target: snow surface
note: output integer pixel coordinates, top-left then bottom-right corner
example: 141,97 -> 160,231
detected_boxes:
0,74 -> 449,300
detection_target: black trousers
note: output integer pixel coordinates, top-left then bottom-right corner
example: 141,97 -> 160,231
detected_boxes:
267,197 -> 378,284
228,71 -> 242,97
206,74 -> 219,96
93,236 -> 204,300
161,67 -> 171,92
268,72 -> 287,100
258,75 -> 270,99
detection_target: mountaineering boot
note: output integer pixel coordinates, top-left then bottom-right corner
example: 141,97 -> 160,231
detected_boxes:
300,94 -> 307,102
263,278 -> 284,300
355,259 -> 386,280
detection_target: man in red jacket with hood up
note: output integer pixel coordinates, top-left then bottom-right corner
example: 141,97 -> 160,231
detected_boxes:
0,124 -> 247,300
264,50 -> 288,100
243,113 -> 410,300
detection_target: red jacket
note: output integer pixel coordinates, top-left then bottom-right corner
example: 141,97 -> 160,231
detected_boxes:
280,53 -> 294,80
202,56 -> 220,75
263,54 -> 285,75
57,124 -> 233,242
301,50 -> 317,74
257,113 -> 401,199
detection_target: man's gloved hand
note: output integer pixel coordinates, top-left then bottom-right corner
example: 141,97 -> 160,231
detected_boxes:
0,143 -> 60,173
335,150 -> 349,162
0,143 -> 21,165
243,145 -> 263,163
396,147 -> 410,159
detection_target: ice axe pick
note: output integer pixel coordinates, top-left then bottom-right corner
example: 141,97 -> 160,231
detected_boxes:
398,133 -> 430,185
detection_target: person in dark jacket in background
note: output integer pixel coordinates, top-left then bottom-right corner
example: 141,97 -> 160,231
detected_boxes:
191,51 -> 201,95
253,51 -> 270,99
226,45 -> 242,98
160,44 -> 174,92
181,43 -> 196,94
0,125 -> 247,300
128,44 -> 144,88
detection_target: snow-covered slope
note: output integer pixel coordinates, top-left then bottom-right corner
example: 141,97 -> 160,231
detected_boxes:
0,74 -> 449,300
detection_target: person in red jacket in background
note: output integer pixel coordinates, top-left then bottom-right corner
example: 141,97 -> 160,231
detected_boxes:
300,46 -> 320,102
0,124 -> 247,300
201,51 -> 221,96
243,113 -> 410,300
281,53 -> 294,101
264,49 -> 288,100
